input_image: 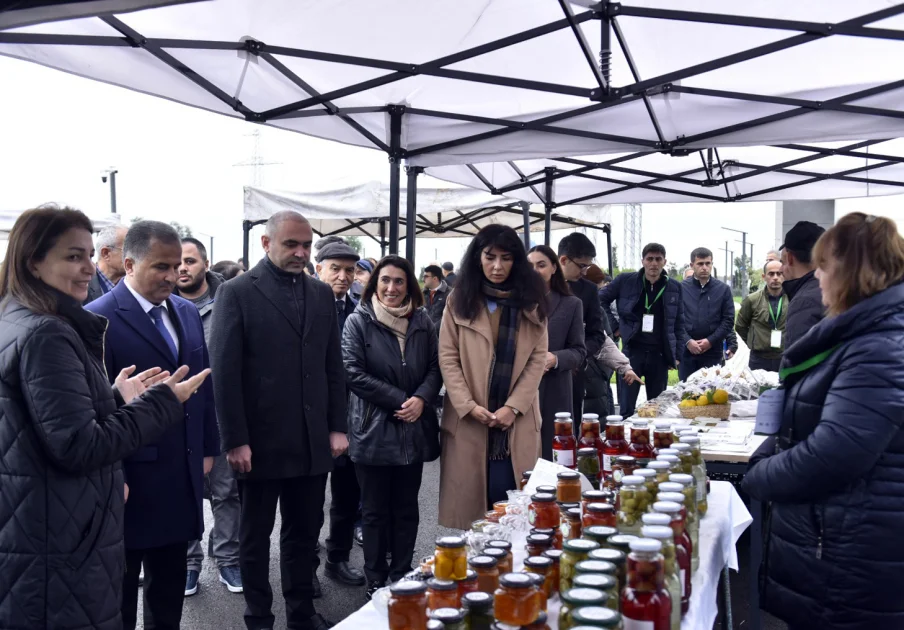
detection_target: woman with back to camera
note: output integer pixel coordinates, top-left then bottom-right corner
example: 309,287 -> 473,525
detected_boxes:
342,255 -> 442,598
527,245 -> 586,461
0,205 -> 209,629
438,225 -> 548,529
742,212 -> 904,630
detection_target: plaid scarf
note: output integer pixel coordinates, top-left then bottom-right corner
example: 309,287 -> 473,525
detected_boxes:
483,282 -> 521,461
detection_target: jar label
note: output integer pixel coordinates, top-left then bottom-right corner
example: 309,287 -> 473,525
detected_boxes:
528,508 -> 536,525
554,449 -> 575,467
624,619 -> 655,630
603,454 -> 612,472
562,521 -> 571,539
681,569 -> 687,597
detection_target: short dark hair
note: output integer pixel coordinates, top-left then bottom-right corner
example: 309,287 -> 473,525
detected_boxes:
211,260 -> 243,280
642,243 -> 666,259
124,221 -> 181,262
423,265 -> 443,278
690,247 -> 712,263
363,255 -> 424,309
182,237 -> 207,263
0,204 -> 94,315
557,233 -> 596,259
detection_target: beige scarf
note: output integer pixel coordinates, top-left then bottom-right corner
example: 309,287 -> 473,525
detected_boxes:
371,295 -> 412,355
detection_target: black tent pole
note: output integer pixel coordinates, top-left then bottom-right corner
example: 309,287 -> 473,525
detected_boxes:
521,201 -> 531,250
606,226 -> 613,276
242,219 -> 251,268
405,166 -> 422,263
380,220 -> 387,257
544,167 -> 555,245
388,106 -> 403,255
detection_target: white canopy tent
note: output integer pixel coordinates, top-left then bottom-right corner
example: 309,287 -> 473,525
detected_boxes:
3,0 -> 904,259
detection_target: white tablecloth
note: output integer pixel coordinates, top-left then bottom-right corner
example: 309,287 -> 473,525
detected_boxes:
334,481 -> 751,630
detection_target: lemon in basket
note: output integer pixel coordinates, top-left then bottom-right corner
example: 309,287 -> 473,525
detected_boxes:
696,395 -> 710,406
713,389 -> 729,405
679,399 -> 697,409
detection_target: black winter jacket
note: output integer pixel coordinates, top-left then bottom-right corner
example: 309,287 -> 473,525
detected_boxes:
0,294 -> 183,630
742,282 -> 904,630
782,270 -> 824,348
342,300 -> 442,466
680,276 -> 735,355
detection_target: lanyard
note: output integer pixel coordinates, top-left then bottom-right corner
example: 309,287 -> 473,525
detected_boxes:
767,296 -> 783,329
644,277 -> 666,313
779,345 -> 839,381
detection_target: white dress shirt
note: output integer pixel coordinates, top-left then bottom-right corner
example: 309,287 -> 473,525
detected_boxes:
124,279 -> 181,355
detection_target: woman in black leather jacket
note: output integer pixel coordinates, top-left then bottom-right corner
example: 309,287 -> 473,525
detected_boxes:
341,255 -> 442,597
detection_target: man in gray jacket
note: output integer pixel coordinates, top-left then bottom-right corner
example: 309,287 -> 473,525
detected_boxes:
780,221 -> 826,348
175,237 -> 241,596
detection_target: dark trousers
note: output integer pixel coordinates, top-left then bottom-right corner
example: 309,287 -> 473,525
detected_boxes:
238,475 -> 327,630
749,352 -> 782,372
487,457 -> 517,508
325,455 -> 361,563
122,542 -> 188,630
678,350 -> 722,381
355,462 -> 423,585
618,345 -> 670,418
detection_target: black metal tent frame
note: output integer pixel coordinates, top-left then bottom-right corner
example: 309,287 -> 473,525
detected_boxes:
5,0 -> 904,267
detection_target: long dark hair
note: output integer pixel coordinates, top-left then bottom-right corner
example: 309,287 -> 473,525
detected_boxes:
362,255 -> 425,309
529,244 -> 572,297
0,204 -> 94,315
452,224 -> 546,321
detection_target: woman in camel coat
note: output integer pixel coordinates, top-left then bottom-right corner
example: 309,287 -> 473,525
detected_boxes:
438,225 -> 549,530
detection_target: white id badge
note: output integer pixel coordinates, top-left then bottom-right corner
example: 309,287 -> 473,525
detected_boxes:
770,329 -> 782,348
642,314 -> 654,333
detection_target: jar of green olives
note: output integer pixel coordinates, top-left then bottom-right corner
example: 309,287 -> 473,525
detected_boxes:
559,538 -> 600,594
572,572 -> 619,612
587,547 -> 627,595
678,436 -> 708,516
616,475 -> 651,534
558,587 -> 607,630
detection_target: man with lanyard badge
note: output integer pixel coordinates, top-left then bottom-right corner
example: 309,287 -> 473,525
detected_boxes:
736,259 -> 787,372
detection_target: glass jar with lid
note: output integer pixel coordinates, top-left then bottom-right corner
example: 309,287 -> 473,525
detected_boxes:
523,610 -> 551,630
588,547 -> 627,596
678,436 -> 708,516
525,572 -> 548,611
617,475 -> 652,534
529,493 -> 561,530
389,580 -> 429,630
542,549 -> 562,595
611,455 -> 636,487
429,607 -> 466,630
531,526 -> 563,551
628,419 -> 655,467
583,502 -> 616,528
485,540 -> 513,573
575,558 -> 616,578
658,447 -> 679,459
520,470 -> 533,490
647,460 -> 673,485
434,536 -> 467,580
577,448 -> 602,489
642,525 -> 683,628
456,569 -> 478,601
582,489 -> 614,511
582,525 -> 617,548
559,587 -> 608,630
653,500 -> 695,577
427,620 -> 444,630
564,507 -> 583,541
571,605 -> 624,627
494,573 -> 542,626
603,416 -> 629,485
572,573 -> 618,612
656,454 -> 680,475
580,413 -> 605,465
427,577 -> 459,612
553,413 -> 577,469
620,539 -> 672,630
526,533 -> 554,557
670,443 -> 694,475
537,484 -> 557,495
524,555 -> 555,599
558,470 -> 583,503
633,468 -> 659,499
468,556 -> 499,595
652,420 -> 674,453
667,474 -> 699,554
559,538 -> 600,594
644,516 -> 690,618
462,591 -> 494,630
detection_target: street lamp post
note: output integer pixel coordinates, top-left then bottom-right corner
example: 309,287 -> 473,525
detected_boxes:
723,227 -> 749,298
102,168 -> 119,214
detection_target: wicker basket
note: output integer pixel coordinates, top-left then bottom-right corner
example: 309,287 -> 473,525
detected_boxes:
679,403 -> 731,420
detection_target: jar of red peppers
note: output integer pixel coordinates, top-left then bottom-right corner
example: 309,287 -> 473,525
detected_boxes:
427,577 -> 459,612
582,502 -> 616,528
652,420 -> 674,454
628,419 -> 655,467
563,507 -> 583,541
579,413 -> 605,461
389,580 -> 429,630
603,416 -> 629,486
621,538 -> 672,630
611,455 -> 636,486
552,413 -> 577,469
557,471 -> 583,503
529,493 -> 561,530
494,573 -> 542,626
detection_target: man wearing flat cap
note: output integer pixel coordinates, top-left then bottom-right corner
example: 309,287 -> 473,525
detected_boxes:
780,221 -> 827,347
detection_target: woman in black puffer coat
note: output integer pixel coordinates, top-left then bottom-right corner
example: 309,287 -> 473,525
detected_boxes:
341,255 -> 442,596
742,212 -> 904,630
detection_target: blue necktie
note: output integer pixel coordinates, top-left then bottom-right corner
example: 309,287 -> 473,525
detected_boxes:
149,305 -> 178,362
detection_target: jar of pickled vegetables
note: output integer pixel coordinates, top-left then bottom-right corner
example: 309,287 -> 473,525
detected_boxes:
621,538 -> 672,630
583,502 -> 616,528
559,587 -> 607,630
587,547 -> 627,595
526,533 -> 553,557
670,443 -> 693,475
652,420 -> 674,453
523,610 -> 551,630
468,556 -> 499,595
580,414 -> 605,464
603,416 -> 629,481
616,476 -> 652,534
658,447 -> 679,458
667,474 -> 699,555
633,468 -> 659,498
642,525 -> 683,628
573,570 -> 618,612
611,455 -> 636,486
542,549 -> 562,595
653,500 -> 694,578
457,569 -> 479,601
530,527 -> 563,551
558,471 -> 583,503
559,538 -> 600,593
656,455 -> 680,475
483,547 -> 512,576
529,493 -> 561,530
607,533 -> 638,554
553,413 -> 577,469
647,460 -> 672,485
430,607 -> 467,630
434,536 -> 467,580
570,605 -> 624,628
575,557 -> 616,575
678,436 -> 708,516
628,419 -> 654,467
564,507 -> 583,541
462,591 -> 494,630
577,448 -> 601,488
389,580 -> 429,630
524,555 -> 555,599
494,573 -> 542,626
427,577 -> 459,612
521,470 -> 533,491
582,525 -> 617,548
582,489 -> 614,511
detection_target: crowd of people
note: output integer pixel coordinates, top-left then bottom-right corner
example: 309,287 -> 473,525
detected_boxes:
0,203 -> 902,630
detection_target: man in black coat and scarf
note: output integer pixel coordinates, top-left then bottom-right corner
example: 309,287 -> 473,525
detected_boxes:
780,221 -> 826,348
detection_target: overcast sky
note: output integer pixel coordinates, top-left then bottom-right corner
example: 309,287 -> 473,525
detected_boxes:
2,56 -> 902,272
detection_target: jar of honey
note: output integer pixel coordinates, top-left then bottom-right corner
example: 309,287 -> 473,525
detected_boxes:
434,536 -> 467,580
482,547 -> 511,576
456,569 -> 479,601
541,549 -> 562,595
493,500 -> 509,516
628,419 -> 654,467
572,573 -> 619,612
587,548 -> 627,595
529,493 -> 561,530
553,413 -> 577,469
484,510 -> 501,524
620,538 -> 672,630
429,607 -> 467,630
427,577 -> 459,612
524,555 -> 555,599
389,580 -> 429,630
570,606 -> 623,627
611,455 -> 636,486
563,507 -> 583,541
493,573 -> 542,626
557,471 -> 583,503
462,591 -> 494,630
582,525 -> 616,548
559,538 -> 600,594
581,489 -> 613,512
558,587 -> 607,630
583,502 -> 616,529
468,556 -> 500,595
485,540 -> 513,574
525,533 -> 553,557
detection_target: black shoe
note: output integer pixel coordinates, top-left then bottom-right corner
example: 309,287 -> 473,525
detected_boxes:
308,613 -> 333,630
365,581 -> 385,601
312,573 -> 323,599
325,560 -> 365,586
354,526 -> 363,547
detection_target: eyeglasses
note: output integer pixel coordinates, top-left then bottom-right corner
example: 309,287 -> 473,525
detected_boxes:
568,258 -> 592,272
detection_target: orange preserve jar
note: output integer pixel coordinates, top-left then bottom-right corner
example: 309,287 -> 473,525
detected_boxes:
525,533 -> 553,557
563,507 -> 583,541
426,577 -> 459,611
456,569 -> 479,601
531,526 -> 563,551
541,549 -> 562,595
524,555 -> 555,599
494,572 -> 542,626
525,572 -> 548,611
468,556 -> 500,595
529,493 -> 561,530
583,502 -> 616,528
388,579 -> 428,630
485,540 -> 514,574
483,547 -> 511,576
582,489 -> 613,512
434,536 -> 467,580
557,471 -> 582,503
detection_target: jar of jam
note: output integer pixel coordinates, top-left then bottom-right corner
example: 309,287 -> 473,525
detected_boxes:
621,538 -> 671,630
523,610 -> 551,630
583,502 -> 616,528
537,485 -> 557,496
434,536 -> 467,580
668,474 -> 699,557
529,493 -> 561,530
572,572 -> 618,612
524,555 -> 555,599
430,607 -> 467,630
559,587 -> 607,630
559,538 -> 600,594
553,413 -> 577,469
611,455 -> 636,486
494,573 -> 542,626
587,548 -> 627,595
678,436 -> 708,516
462,591 -> 494,630
582,525 -> 617,548
542,549 -> 562,595
389,580 -> 429,630
456,569 -> 479,601
647,460 -> 672,485
642,525 -> 683,626
628,419 -> 654,467
652,420 -> 674,453
603,416 -> 629,483
616,475 -> 652,534
483,546 -> 512,575
526,572 -> 547,610
579,413 -> 605,461
577,448 -> 601,489
653,500 -> 695,580
582,489 -> 614,511
531,527 -> 563,551
427,577 -> 459,612
468,556 -> 500,595
570,606 -> 623,628
521,470 -> 533,490
557,471 -> 583,503
563,507 -> 583,541
525,533 -> 553,557
633,468 -> 659,499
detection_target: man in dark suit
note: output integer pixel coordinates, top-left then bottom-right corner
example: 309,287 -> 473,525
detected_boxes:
422,264 -> 449,328
209,211 -> 348,630
86,221 -> 219,630
84,224 -> 127,304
